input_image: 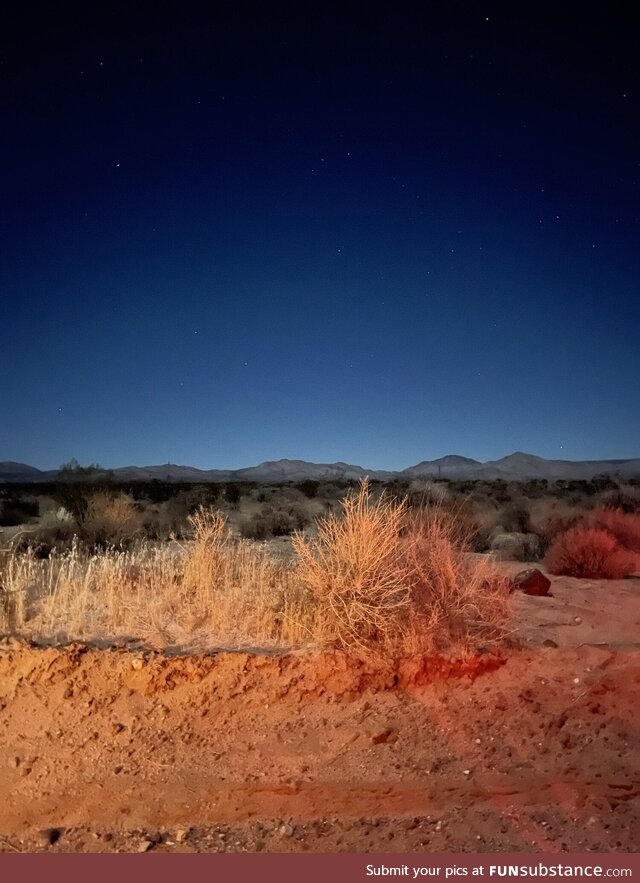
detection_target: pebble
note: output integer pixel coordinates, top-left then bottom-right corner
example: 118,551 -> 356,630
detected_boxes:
138,840 -> 154,852
279,823 -> 294,837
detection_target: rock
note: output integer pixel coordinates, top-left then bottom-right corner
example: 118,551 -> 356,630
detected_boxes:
512,568 -> 551,596
175,828 -> 189,843
8,756 -> 20,768
138,840 -> 154,852
279,823 -> 294,837
543,639 -> 559,648
131,658 -> 144,671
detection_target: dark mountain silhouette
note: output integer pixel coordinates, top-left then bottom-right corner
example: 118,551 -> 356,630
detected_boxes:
1,453 -> 639,483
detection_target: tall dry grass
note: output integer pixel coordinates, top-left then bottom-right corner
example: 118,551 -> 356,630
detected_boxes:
1,483 -> 512,658
0,509 -> 316,653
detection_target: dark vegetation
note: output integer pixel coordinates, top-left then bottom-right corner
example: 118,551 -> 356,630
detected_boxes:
1,470 -> 639,575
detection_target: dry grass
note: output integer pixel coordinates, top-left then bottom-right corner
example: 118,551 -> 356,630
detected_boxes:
0,509 -> 316,653
1,483 -> 512,659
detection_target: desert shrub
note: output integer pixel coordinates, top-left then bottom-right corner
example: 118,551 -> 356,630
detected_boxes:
545,526 -> 636,579
489,480 -> 512,504
52,461 -> 113,522
11,523 -> 78,558
0,497 -> 40,526
412,497 -> 479,548
584,507 -> 640,553
499,503 -> 532,534
187,484 -> 221,509
80,493 -> 143,548
529,505 -> 581,555
224,482 -> 242,506
521,479 -> 549,499
293,480 -> 411,655
490,531 -> 541,562
132,480 -> 182,504
296,480 -> 320,499
406,480 -> 449,508
471,510 -> 497,552
399,508 -> 511,650
598,487 -> 640,515
383,479 -> 411,502
240,503 -> 310,539
146,494 -> 191,539
293,481 -> 511,657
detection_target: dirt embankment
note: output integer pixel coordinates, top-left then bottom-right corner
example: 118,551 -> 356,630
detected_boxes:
1,638 -> 639,853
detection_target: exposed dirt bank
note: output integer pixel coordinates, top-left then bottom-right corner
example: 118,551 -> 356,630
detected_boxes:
1,638 -> 639,853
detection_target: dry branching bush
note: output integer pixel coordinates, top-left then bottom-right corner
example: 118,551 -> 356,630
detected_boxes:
293,481 -> 511,657
81,492 -> 143,547
545,525 -> 636,579
292,480 -> 411,656
528,500 -> 581,555
399,506 -> 512,653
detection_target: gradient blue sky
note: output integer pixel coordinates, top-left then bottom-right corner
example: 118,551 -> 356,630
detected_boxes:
2,3 -> 639,470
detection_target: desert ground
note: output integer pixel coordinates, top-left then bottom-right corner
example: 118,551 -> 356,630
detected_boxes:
1,567 -> 639,853
1,479 -> 639,853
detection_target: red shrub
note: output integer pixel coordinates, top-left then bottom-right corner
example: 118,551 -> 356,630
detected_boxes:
585,507 -> 640,553
545,526 -> 636,579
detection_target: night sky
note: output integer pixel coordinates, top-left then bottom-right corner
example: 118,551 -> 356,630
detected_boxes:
2,4 -> 639,471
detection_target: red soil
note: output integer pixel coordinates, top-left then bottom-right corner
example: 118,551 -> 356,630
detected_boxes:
1,635 -> 639,853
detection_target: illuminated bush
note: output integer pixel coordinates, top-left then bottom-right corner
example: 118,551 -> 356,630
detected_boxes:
545,526 -> 636,579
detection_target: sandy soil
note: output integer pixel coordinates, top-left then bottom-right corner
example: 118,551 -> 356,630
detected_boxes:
1,566 -> 639,854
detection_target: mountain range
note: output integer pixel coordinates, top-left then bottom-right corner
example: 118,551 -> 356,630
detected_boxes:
1,452 -> 639,483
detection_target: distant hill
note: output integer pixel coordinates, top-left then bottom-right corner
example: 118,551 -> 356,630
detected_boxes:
402,452 -> 640,481
1,453 -> 639,484
0,462 -> 58,482
233,459 -> 396,483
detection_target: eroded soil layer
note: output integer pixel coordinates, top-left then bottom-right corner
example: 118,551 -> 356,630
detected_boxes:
1,642 -> 639,852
